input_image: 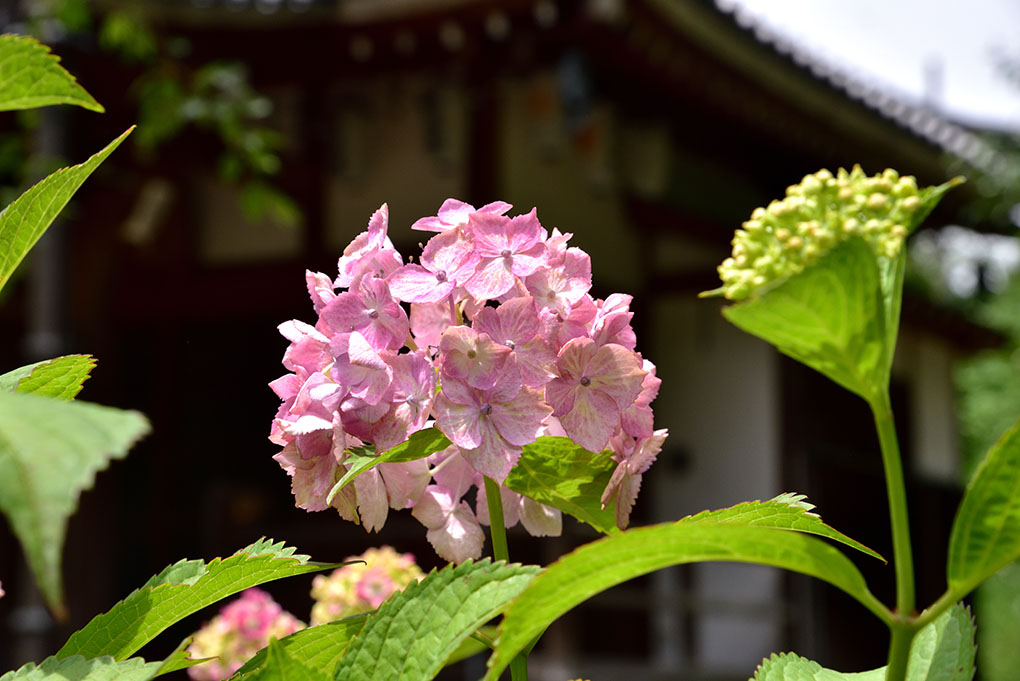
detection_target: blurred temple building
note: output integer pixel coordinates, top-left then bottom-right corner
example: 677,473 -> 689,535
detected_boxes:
0,0 -> 1005,679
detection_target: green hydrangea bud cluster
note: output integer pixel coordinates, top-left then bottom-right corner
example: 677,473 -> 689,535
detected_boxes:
717,166 -> 922,300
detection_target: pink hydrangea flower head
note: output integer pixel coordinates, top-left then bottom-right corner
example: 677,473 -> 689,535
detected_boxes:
525,264 -> 592,319
545,338 -> 647,454
464,209 -> 548,300
310,546 -> 424,625
186,588 -> 304,681
590,293 -> 637,349
412,198 -> 513,232
367,351 -> 437,451
306,270 -> 336,314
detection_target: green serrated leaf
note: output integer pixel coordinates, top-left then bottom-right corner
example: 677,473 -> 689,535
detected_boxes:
326,428 -> 451,505
0,128 -> 132,295
338,559 -> 540,681
0,655 -> 161,681
752,652 -> 883,680
0,391 -> 149,615
485,524 -> 884,681
504,436 -> 618,535
751,604 -> 974,681
722,238 -> 888,403
947,416 -> 1020,598
0,355 -> 96,399
57,540 -> 341,660
0,35 -> 103,112
234,616 -> 367,677
154,637 -> 207,677
906,604 -> 975,681
680,494 -> 884,561
244,639 -> 331,681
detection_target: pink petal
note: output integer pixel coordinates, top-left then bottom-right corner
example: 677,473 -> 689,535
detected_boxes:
434,389 -> 483,449
475,483 -> 521,528
354,468 -> 389,532
388,264 -> 455,303
559,388 -> 620,454
460,418 -> 521,483
518,496 -> 562,536
490,386 -> 551,446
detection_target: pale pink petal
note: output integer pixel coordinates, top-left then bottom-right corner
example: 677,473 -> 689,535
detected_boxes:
388,264 -> 455,303
427,503 -> 485,563
465,256 -> 516,300
434,389 -> 484,449
560,388 -> 620,454
460,418 -> 521,483
587,344 -> 647,410
519,496 -> 562,536
409,301 -> 454,349
306,270 -> 336,313
490,386 -> 551,446
379,459 -> 430,509
354,468 -> 389,532
431,446 -> 479,500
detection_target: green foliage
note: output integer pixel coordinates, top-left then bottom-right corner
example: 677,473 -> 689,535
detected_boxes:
504,436 -> 619,534
682,494 -> 884,561
947,416 -> 1020,597
235,617 -> 367,677
337,559 -> 539,681
485,521 -> 885,681
751,604 -> 975,681
244,641 -> 331,681
0,355 -> 95,399
57,540 -> 341,660
0,391 -> 149,613
974,562 -> 1020,681
0,128 -> 132,294
0,35 -> 102,113
0,656 -> 162,681
326,429 -> 452,505
722,238 -> 890,403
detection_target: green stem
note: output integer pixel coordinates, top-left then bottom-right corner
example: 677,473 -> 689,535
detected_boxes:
483,476 -> 528,681
886,623 -> 913,681
484,476 -> 510,563
870,391 -> 917,681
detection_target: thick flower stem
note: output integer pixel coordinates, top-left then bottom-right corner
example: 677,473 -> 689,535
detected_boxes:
870,392 -> 916,681
484,476 -> 529,681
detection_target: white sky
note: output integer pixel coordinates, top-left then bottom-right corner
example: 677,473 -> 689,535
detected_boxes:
720,0 -> 1020,132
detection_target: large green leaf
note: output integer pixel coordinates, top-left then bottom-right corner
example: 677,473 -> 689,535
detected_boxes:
336,559 -> 540,681
947,416 -> 1020,598
233,617 -> 492,679
0,656 -> 162,681
485,523 -> 884,681
57,540 -> 342,660
244,640 -> 331,681
0,391 -> 149,615
681,493 -> 884,561
0,128 -> 131,295
722,238 -> 888,403
326,428 -> 451,505
504,436 -> 618,535
0,35 -> 103,112
234,617 -> 367,677
751,604 -> 974,681
752,653 -> 883,680
0,355 -> 96,399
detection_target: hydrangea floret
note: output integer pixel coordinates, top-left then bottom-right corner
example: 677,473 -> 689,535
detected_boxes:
309,546 -> 424,625
714,166 -> 922,300
270,199 -> 666,562
186,588 -> 304,681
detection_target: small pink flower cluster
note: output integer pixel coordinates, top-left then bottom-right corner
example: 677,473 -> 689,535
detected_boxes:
270,200 -> 665,561
309,546 -> 424,625
186,588 -> 304,680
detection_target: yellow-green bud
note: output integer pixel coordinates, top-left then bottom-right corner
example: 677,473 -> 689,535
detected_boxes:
715,166 -> 926,300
